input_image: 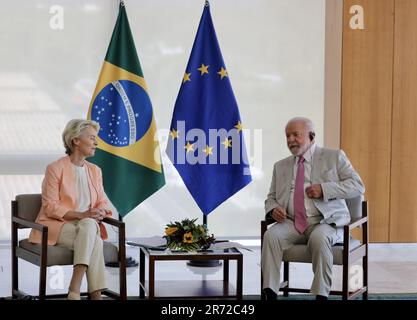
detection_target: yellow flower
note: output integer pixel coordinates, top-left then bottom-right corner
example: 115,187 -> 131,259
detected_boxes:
183,232 -> 193,243
165,227 -> 178,236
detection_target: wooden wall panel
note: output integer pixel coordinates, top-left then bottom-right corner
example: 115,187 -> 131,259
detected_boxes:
341,0 -> 394,242
390,0 -> 417,242
324,0 -> 343,149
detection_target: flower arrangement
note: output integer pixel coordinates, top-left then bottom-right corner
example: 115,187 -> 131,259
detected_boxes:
164,218 -> 216,252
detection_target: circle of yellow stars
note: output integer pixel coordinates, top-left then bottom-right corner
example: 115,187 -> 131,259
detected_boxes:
174,62 -> 239,157
169,121 -> 242,157
182,62 -> 228,84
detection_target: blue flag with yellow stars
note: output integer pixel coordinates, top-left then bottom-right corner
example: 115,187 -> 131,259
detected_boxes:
166,2 -> 252,215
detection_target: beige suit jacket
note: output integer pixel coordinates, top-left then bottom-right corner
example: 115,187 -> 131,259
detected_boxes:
265,146 -> 365,227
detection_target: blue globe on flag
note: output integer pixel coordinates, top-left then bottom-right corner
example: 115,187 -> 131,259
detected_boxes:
91,80 -> 153,147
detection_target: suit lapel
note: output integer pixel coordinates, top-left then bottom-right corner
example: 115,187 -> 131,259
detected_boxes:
282,156 -> 295,210
311,146 -> 322,184
63,156 -> 77,209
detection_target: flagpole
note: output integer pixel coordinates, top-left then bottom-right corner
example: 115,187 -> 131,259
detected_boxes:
168,0 -> 251,266
186,0 -> 220,267
96,0 -> 165,267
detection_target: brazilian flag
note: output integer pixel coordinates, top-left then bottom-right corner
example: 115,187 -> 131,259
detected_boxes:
87,2 -> 165,217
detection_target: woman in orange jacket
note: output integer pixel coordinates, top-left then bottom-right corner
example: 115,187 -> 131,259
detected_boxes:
29,119 -> 112,300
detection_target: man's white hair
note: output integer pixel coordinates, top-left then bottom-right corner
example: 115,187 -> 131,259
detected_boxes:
286,117 -> 315,133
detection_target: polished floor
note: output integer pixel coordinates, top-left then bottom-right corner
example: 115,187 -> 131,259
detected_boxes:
1,241 -> 417,298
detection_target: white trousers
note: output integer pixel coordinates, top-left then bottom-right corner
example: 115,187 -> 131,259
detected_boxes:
261,217 -> 339,297
57,218 -> 107,293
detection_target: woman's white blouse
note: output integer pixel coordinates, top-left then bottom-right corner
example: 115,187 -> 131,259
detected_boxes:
73,165 -> 91,213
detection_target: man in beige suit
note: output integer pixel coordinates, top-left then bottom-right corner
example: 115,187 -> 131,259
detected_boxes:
262,117 -> 365,300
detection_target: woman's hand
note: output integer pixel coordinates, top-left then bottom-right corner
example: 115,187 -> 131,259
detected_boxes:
81,208 -> 107,221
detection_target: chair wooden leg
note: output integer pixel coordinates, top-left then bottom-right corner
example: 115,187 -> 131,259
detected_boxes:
119,224 -> 127,300
363,256 -> 368,300
12,256 -> 18,297
39,232 -> 48,300
11,222 -> 19,298
342,263 -> 349,300
260,273 -> 266,300
260,244 -> 265,300
39,264 -> 47,300
283,261 -> 289,297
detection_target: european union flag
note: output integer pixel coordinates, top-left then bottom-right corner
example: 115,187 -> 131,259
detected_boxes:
166,2 -> 252,215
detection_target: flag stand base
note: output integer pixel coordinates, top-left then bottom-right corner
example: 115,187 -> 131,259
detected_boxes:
105,214 -> 139,268
105,256 -> 138,268
187,260 -> 222,267
125,256 -> 139,267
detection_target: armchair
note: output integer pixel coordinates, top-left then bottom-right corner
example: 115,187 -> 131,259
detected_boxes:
11,194 -> 127,300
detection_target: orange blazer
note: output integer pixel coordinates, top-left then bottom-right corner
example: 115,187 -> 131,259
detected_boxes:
29,156 -> 112,245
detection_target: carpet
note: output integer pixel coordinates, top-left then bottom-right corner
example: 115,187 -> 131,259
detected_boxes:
244,293 -> 417,300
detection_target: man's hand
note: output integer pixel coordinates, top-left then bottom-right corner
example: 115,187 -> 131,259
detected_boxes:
271,207 -> 287,223
305,184 -> 323,199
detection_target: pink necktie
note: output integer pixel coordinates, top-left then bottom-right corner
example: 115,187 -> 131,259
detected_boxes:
294,156 -> 308,233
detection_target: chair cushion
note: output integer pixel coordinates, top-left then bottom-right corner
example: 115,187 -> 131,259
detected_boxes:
19,239 -> 120,266
19,239 -> 74,266
283,238 -> 361,265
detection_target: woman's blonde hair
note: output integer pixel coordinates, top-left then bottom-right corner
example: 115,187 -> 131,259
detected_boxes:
62,119 -> 100,155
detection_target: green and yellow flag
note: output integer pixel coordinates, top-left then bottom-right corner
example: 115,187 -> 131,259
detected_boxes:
87,2 -> 165,217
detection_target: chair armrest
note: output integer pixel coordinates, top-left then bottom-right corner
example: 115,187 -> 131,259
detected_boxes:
261,218 -> 276,249
12,216 -> 47,231
346,216 -> 368,231
103,217 -> 125,228
261,218 -> 276,227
